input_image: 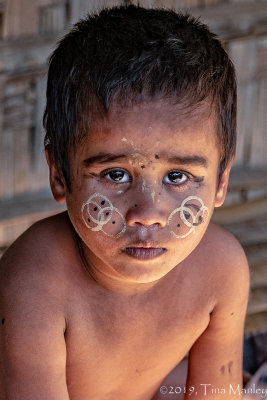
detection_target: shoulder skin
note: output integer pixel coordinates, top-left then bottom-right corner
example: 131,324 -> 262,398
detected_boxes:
0,212 -> 74,400
184,222 -> 250,400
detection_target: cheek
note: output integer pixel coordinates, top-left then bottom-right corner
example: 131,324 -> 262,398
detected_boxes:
167,195 -> 209,239
80,192 -> 210,241
81,193 -> 126,238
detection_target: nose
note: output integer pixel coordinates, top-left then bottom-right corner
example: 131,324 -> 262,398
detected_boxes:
125,198 -> 168,229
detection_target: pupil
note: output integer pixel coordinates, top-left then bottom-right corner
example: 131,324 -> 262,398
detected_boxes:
169,172 -> 183,182
110,171 -> 124,181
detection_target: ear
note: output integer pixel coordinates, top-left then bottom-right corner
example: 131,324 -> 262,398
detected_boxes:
45,149 -> 66,204
214,162 -> 232,208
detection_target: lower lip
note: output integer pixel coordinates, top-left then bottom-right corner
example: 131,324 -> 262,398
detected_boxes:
123,247 -> 167,260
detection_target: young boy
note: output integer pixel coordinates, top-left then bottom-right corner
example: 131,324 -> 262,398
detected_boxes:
0,5 -> 249,400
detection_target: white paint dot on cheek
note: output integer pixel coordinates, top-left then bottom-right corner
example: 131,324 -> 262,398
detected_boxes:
167,196 -> 209,239
81,193 -> 126,238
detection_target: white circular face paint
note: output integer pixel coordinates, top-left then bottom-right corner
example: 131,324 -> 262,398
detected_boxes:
82,193 -> 209,240
81,193 -> 126,238
167,196 -> 209,239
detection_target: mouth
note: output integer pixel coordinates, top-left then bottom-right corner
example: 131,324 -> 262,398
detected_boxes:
122,247 -> 167,260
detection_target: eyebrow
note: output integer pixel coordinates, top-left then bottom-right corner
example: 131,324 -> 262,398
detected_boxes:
83,153 -> 127,166
82,152 -> 208,168
165,155 -> 208,168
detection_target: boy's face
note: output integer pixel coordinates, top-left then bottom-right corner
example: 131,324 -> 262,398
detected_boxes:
51,100 -> 231,287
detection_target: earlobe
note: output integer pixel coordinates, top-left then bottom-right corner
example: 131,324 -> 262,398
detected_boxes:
214,163 -> 232,208
45,149 -> 66,204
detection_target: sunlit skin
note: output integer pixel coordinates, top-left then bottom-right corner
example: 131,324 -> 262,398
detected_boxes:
0,100 -> 249,400
65,101 -> 222,291
81,193 -> 208,239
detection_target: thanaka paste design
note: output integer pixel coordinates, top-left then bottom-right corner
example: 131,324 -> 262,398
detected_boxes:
167,196 -> 209,239
82,194 -> 208,240
82,193 -> 126,238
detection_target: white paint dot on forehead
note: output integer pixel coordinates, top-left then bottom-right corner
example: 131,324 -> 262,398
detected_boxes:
121,137 -> 140,152
167,196 -> 209,239
81,193 -> 126,238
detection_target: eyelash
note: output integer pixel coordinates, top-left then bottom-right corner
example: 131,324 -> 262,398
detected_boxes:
100,168 -> 204,188
100,169 -> 132,186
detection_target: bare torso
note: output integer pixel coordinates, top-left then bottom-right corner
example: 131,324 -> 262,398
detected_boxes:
64,246 -> 210,400
0,212 -> 248,400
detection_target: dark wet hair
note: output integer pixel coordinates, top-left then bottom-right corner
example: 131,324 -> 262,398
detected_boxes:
44,5 -> 236,190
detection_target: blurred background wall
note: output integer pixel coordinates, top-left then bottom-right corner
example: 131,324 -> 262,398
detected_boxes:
0,0 -> 267,332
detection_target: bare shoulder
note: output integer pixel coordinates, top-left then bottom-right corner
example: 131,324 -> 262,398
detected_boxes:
1,211 -> 75,272
185,224 -> 250,398
196,221 -> 250,305
0,211 -> 74,354
0,213 -> 71,399
202,221 -> 248,264
204,221 -> 249,271
0,211 -> 77,311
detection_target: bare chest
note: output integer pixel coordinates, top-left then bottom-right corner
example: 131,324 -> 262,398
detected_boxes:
64,289 -> 210,400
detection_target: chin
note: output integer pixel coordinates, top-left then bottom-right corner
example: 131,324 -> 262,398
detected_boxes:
114,260 -> 176,284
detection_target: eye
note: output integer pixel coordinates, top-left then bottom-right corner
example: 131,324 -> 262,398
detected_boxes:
163,171 -> 188,185
104,169 -> 131,183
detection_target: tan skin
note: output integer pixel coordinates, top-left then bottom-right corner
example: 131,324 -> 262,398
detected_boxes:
0,100 -> 249,400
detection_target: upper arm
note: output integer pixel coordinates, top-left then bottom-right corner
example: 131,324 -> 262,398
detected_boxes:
0,251 -> 70,399
186,234 -> 250,399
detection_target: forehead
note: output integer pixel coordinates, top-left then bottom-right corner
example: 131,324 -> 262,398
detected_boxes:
80,99 -> 220,161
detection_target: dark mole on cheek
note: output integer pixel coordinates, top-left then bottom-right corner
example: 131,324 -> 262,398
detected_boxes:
230,312 -> 234,315
140,165 -> 145,169
1,318 -> 5,325
155,154 -> 160,159
134,204 -> 138,208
